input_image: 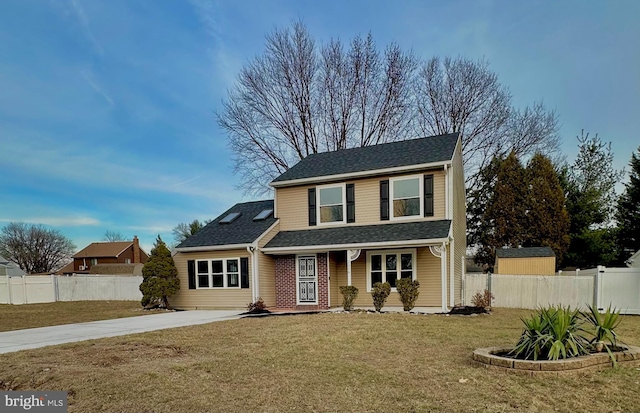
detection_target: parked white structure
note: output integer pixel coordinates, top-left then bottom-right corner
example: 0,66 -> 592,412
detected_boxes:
464,266 -> 640,315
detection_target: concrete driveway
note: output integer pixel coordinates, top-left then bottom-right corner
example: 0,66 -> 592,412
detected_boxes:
0,310 -> 243,354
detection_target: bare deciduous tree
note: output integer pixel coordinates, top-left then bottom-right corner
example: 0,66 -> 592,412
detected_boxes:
173,219 -> 211,245
0,222 -> 76,273
103,230 -> 127,242
219,23 -> 561,197
218,22 -> 418,194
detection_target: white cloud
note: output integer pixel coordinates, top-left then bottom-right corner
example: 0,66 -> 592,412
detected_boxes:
69,0 -> 104,56
80,69 -> 114,106
0,216 -> 100,227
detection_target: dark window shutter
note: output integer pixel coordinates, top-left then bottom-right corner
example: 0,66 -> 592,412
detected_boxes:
346,183 -> 355,223
380,180 -> 389,220
424,174 -> 434,217
240,257 -> 249,289
187,260 -> 196,289
308,188 -> 317,226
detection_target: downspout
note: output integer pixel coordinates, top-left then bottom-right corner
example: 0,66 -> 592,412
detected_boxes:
449,239 -> 455,307
441,241 -> 448,312
247,245 -> 259,302
326,252 -> 331,308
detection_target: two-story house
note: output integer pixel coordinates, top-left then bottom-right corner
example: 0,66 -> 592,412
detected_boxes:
171,132 -> 466,311
57,236 -> 148,275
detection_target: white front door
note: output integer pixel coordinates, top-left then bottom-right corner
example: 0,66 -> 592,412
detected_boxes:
297,255 -> 317,304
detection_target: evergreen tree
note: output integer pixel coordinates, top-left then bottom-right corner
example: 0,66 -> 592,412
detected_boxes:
616,146 -> 640,263
524,153 -> 570,265
562,131 -> 623,267
140,236 -> 180,309
475,152 -> 527,270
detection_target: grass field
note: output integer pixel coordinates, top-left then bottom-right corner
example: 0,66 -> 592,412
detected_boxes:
0,301 -> 145,332
1,308 -> 640,412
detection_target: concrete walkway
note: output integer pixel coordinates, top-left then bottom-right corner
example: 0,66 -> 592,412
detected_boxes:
0,310 -> 242,354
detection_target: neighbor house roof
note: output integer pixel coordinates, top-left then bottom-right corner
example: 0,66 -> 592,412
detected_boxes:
74,241 -> 136,258
271,133 -> 459,186
263,220 -> 451,252
495,247 -> 556,259
176,200 -> 277,249
0,255 -> 26,276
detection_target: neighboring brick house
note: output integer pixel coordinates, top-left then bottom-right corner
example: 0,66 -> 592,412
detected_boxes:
171,133 -> 466,311
57,236 -> 148,275
494,247 -> 556,276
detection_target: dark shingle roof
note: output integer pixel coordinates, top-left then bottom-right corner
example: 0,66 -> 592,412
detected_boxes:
177,200 -> 276,248
272,133 -> 459,184
264,220 -> 451,249
496,247 -> 556,259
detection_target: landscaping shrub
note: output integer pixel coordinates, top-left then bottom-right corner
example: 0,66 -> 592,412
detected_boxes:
396,279 -> 420,311
339,286 -> 359,311
510,305 -> 625,362
247,297 -> 267,312
471,289 -> 494,309
371,282 -> 391,312
584,304 -> 622,359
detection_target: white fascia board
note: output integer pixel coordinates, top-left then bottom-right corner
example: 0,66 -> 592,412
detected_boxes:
254,220 -> 280,246
174,244 -> 251,253
270,161 -> 452,188
262,238 -> 450,255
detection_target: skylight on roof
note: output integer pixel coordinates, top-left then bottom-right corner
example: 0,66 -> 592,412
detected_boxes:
219,212 -> 241,224
253,209 -> 273,221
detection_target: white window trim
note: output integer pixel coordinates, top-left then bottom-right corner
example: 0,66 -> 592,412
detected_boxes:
389,175 -> 423,221
296,254 -> 318,305
195,258 -> 242,289
365,249 -> 417,292
316,183 -> 347,226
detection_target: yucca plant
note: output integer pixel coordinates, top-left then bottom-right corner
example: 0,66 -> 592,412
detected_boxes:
511,306 -> 590,361
583,304 -> 622,363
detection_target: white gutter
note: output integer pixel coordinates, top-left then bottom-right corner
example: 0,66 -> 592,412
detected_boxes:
262,237 -> 450,255
441,241 -> 448,312
175,244 -> 251,253
271,161 -> 453,188
246,245 -> 259,302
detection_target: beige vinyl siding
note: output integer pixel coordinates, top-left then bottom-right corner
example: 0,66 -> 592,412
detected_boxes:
171,249 -> 252,309
257,252 -> 276,307
330,247 -> 442,308
275,170 -> 446,231
495,257 -> 556,276
256,222 -> 280,308
451,143 -> 466,305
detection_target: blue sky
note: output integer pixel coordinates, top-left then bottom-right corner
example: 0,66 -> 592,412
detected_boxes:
1,0 -> 638,253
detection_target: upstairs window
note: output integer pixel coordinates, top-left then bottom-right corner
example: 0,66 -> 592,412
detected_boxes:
391,176 -> 422,218
318,184 -> 345,224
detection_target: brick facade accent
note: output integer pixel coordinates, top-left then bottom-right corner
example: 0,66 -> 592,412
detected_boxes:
275,253 -> 329,310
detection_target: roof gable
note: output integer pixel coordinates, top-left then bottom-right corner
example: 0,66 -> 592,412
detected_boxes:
176,200 -> 277,248
74,241 -> 133,258
272,133 -> 459,185
496,247 -> 556,259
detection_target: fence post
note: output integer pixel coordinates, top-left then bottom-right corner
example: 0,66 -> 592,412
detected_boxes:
22,275 -> 28,304
594,265 -> 605,310
51,273 -> 57,302
487,271 -> 492,295
6,272 -> 11,305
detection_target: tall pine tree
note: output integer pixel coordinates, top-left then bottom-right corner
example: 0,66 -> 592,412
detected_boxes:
524,153 -> 570,266
140,236 -> 180,309
562,131 -> 623,267
616,146 -> 640,263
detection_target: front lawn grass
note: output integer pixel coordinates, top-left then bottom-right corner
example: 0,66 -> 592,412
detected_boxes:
0,301 -> 144,332
1,309 -> 640,412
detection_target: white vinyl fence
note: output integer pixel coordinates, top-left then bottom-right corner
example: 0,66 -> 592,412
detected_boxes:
0,274 -> 143,305
464,266 -> 640,314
